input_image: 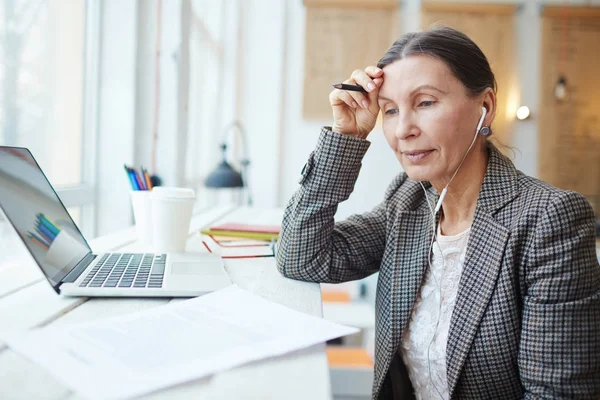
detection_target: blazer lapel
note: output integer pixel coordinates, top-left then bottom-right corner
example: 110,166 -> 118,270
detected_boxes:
373,181 -> 435,396
446,144 -> 518,395
446,209 -> 510,394
392,210 -> 434,341
391,178 -> 439,346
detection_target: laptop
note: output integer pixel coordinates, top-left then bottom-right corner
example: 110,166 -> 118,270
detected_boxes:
0,146 -> 232,297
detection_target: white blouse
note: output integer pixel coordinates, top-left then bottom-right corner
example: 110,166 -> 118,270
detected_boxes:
400,225 -> 471,400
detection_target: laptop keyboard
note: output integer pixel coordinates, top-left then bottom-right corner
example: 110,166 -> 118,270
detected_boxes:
79,253 -> 166,289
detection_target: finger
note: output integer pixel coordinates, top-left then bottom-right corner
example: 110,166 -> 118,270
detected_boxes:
330,89 -> 358,109
341,77 -> 369,108
370,78 -> 384,98
367,91 -> 380,114
338,90 -> 359,109
366,83 -> 380,106
350,69 -> 377,95
365,65 -> 383,78
366,79 -> 382,112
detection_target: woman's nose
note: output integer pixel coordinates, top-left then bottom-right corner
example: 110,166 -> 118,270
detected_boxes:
394,112 -> 419,140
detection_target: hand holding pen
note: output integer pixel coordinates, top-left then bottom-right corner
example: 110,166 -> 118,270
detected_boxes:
330,66 -> 384,139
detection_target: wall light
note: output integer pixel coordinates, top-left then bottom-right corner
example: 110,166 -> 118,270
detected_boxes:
204,121 -> 253,206
516,106 -> 531,121
555,76 -> 567,101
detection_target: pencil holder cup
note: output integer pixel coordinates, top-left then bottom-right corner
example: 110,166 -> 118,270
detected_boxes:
130,190 -> 154,247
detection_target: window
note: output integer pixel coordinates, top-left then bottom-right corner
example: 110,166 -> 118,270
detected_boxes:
185,0 -> 233,205
0,0 -> 98,237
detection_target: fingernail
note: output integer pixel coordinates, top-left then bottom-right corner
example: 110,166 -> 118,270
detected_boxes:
375,67 -> 382,73
362,100 -> 369,108
367,82 -> 375,91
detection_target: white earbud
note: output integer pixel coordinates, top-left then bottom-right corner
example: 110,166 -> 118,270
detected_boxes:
476,106 -> 487,135
433,106 -> 487,214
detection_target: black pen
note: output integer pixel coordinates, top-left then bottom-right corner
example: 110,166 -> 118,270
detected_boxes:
332,83 -> 368,93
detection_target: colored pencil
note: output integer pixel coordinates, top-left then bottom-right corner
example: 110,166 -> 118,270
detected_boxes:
133,169 -> 145,190
124,165 -> 139,190
143,167 -> 153,190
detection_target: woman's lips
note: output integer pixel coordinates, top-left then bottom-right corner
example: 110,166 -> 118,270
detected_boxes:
404,150 -> 433,163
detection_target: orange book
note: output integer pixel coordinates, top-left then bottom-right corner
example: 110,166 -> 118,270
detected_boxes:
209,223 -> 280,234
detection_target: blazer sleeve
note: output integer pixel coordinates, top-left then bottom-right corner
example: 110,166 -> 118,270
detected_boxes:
276,127 -> 404,284
519,190 -> 600,398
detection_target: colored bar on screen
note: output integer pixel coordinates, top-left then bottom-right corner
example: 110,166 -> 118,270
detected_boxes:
29,235 -> 49,250
36,222 -> 56,243
28,231 -> 50,248
37,213 -> 60,231
37,215 -> 59,236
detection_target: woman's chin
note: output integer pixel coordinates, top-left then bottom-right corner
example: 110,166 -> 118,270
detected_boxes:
403,166 -> 435,183
398,155 -> 439,183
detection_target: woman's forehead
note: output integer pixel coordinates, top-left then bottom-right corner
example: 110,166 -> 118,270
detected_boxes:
379,55 -> 458,98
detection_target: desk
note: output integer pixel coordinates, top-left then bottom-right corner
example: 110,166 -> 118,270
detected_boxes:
0,206 -> 331,400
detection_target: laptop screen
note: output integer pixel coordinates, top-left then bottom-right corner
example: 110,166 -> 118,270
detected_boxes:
0,147 -> 91,289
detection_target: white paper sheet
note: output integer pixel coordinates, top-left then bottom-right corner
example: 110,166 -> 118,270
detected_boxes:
6,285 -> 357,400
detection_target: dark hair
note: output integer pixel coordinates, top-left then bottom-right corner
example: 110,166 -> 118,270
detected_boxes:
377,26 -> 497,98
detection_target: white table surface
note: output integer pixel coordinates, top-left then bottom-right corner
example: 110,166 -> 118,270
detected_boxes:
0,205 -> 331,400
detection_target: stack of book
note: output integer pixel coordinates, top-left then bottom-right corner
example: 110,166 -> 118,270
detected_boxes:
200,223 -> 280,241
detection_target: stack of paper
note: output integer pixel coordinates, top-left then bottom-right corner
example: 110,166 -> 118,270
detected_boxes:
6,285 -> 358,400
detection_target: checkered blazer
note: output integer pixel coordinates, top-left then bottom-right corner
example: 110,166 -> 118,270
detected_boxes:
276,128 -> 600,399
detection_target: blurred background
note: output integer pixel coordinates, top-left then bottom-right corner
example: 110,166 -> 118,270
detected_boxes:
1,1 -> 599,399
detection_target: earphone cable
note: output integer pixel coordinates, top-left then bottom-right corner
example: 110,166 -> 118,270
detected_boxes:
414,109 -> 485,399
420,181 -> 446,400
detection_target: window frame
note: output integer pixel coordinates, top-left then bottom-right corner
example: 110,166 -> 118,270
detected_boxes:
54,0 -> 101,239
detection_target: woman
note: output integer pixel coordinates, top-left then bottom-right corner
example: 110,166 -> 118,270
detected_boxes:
276,27 -> 599,399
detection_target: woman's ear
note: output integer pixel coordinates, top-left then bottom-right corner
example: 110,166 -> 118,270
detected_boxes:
482,88 -> 496,127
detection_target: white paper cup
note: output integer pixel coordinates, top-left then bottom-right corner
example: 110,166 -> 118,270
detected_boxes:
150,187 -> 196,253
130,190 -> 154,247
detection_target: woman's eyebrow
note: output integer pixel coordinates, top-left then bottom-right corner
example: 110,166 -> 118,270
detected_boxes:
378,84 -> 448,101
409,84 -> 447,96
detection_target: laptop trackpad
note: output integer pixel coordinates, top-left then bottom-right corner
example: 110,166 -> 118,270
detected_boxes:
171,262 -> 225,276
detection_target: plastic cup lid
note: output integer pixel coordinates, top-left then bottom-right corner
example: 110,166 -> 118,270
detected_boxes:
150,187 -> 196,200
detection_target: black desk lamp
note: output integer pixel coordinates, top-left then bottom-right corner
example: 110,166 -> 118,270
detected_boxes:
204,121 -> 252,206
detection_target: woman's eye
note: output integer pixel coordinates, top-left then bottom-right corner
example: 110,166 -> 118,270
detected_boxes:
385,109 -> 398,115
419,101 -> 434,107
